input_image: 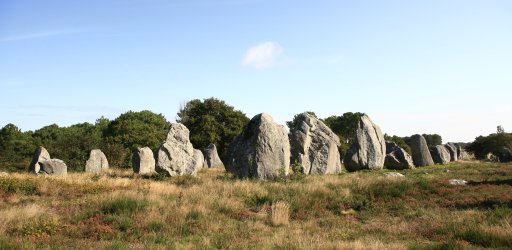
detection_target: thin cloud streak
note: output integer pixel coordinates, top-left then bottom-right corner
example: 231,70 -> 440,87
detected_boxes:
0,29 -> 88,42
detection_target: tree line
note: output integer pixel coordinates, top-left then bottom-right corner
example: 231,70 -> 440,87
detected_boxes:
0,97 -> 454,172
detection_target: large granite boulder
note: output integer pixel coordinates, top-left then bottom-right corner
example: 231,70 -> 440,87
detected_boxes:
226,113 -> 290,180
384,141 -> 414,170
204,144 -> 224,168
85,149 -> 109,173
289,113 -> 341,174
430,145 -> 451,165
410,134 -> 435,167
39,159 -> 67,176
343,115 -> 386,171
28,146 -> 51,173
156,123 -> 201,176
444,143 -> 458,162
132,147 -> 156,175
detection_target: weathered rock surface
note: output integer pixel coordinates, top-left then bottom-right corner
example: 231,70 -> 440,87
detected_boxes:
132,147 -> 156,175
384,142 -> 414,170
410,134 -> 435,167
85,149 -> 109,173
444,143 -> 458,162
28,146 -> 51,173
193,149 -> 205,173
204,144 -> 224,168
289,113 -> 341,174
157,123 -> 200,176
39,159 -> 67,176
430,145 -> 451,165
343,115 -> 386,171
496,146 -> 512,163
226,113 -> 290,180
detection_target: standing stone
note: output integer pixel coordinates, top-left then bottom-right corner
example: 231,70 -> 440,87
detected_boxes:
226,113 -> 290,180
133,147 -> 156,175
343,115 -> 386,172
444,143 -> 458,162
204,144 -> 224,168
384,141 -> 414,170
156,123 -> 200,176
39,159 -> 67,176
85,149 -> 109,173
430,145 -> 451,165
28,146 -> 51,173
289,113 -> 341,174
193,149 -> 205,174
496,147 -> 512,163
410,134 -> 435,167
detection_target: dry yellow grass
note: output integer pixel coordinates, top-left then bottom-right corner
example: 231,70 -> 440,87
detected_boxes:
270,201 -> 290,226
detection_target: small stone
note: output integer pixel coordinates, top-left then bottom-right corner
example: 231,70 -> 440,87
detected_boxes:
382,172 -> 405,178
204,144 -> 224,168
39,159 -> 67,176
448,179 -> 468,186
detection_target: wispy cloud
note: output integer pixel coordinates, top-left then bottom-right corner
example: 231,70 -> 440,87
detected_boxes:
242,41 -> 283,69
0,29 -> 88,42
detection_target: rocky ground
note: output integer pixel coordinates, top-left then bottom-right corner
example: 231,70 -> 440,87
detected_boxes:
0,161 -> 511,249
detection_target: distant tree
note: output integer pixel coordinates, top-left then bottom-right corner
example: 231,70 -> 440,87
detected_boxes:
467,133 -> 512,159
384,134 -> 412,155
0,123 -> 36,170
322,112 -> 365,158
421,134 -> 442,147
497,125 -> 505,134
323,112 -> 365,145
286,111 -> 317,130
104,110 -> 169,167
177,98 -> 249,159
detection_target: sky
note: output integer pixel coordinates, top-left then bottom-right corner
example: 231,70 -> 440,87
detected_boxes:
1,0 -> 511,143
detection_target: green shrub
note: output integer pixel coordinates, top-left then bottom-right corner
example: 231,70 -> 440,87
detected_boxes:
101,196 -> 148,215
0,178 -> 39,195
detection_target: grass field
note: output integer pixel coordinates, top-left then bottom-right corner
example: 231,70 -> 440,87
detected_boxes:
1,161 -> 511,249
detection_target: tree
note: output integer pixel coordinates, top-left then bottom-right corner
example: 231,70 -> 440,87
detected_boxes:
0,124 -> 36,170
286,111 -> 317,129
177,98 -> 249,159
384,134 -> 412,155
422,134 -> 442,147
104,110 -> 169,167
467,133 -> 512,159
321,112 -> 365,158
497,125 -> 505,134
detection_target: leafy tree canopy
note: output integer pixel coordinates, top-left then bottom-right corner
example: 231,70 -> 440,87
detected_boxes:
177,97 -> 249,159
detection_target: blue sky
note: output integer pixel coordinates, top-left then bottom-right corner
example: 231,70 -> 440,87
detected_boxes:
1,0 -> 511,142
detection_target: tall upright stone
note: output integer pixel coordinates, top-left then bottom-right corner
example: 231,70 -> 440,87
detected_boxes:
28,146 -> 51,173
444,143 -> 458,162
430,145 -> 451,165
193,149 -> 205,173
226,113 -> 290,180
343,115 -> 386,172
156,123 -> 201,176
289,112 -> 341,174
410,134 -> 435,167
204,144 -> 224,168
384,141 -> 414,170
85,149 -> 109,173
133,147 -> 156,175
